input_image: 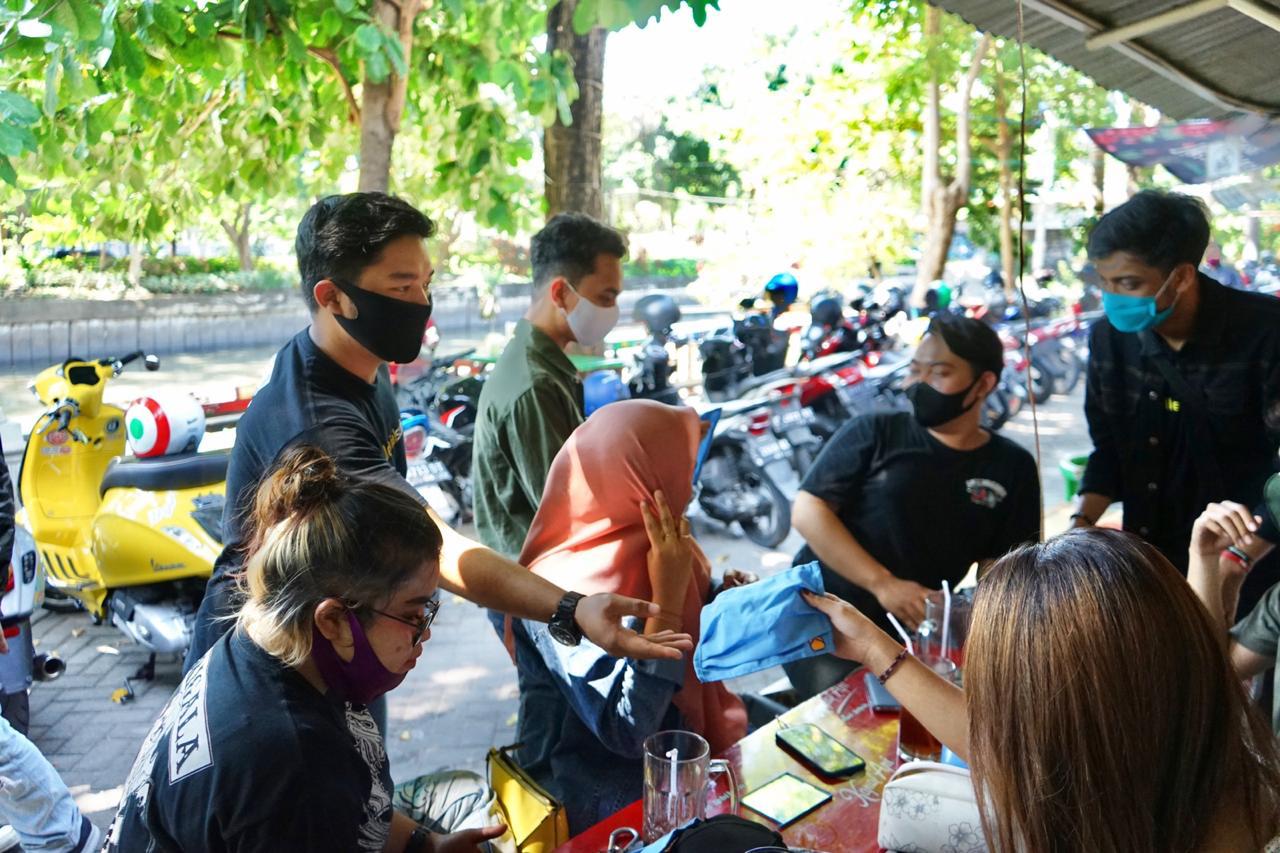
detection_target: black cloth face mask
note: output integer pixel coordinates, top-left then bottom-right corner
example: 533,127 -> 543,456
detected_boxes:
330,278 -> 432,364
906,378 -> 979,428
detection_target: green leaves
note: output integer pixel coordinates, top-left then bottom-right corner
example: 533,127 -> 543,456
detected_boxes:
0,91 -> 39,186
0,0 -> 586,237
571,0 -> 720,33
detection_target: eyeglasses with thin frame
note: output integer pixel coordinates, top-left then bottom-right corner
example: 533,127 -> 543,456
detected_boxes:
367,595 -> 440,646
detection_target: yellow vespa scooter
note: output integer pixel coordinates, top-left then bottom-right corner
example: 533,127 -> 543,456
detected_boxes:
17,351 -> 227,668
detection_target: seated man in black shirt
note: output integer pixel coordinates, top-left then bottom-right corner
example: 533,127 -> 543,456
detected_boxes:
1074,190 -> 1280,616
784,315 -> 1041,699
187,193 -> 688,684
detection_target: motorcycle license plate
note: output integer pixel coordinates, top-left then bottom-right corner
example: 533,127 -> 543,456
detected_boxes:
771,408 -> 811,430
753,439 -> 788,462
838,382 -> 875,410
408,461 -> 450,488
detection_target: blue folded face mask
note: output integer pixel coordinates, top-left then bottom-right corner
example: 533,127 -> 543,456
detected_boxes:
694,562 -> 835,683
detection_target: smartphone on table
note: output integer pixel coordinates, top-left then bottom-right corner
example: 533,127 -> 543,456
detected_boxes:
775,722 -> 865,780
741,772 -> 832,828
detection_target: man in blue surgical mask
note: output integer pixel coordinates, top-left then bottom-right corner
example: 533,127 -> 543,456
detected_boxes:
473,213 -> 626,563
1075,190 -> 1280,617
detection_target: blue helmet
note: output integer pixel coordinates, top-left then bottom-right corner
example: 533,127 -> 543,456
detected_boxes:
583,370 -> 630,416
764,272 -> 799,308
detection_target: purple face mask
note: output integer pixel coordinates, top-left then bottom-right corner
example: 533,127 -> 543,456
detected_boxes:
310,610 -> 407,706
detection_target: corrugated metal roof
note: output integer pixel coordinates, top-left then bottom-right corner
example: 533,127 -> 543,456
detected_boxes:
928,0 -> 1280,119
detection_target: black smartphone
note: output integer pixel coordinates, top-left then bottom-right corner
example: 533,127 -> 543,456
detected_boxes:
740,772 -> 832,828
775,723 -> 865,779
864,671 -> 902,712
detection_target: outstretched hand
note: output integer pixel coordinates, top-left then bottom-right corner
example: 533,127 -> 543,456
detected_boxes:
576,592 -> 694,661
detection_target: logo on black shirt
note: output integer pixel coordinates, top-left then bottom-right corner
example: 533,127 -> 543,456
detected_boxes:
382,424 -> 403,460
966,478 -> 1007,509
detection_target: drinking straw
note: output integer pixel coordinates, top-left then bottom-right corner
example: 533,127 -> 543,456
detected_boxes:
941,580 -> 953,659
886,612 -> 915,654
666,747 -> 679,824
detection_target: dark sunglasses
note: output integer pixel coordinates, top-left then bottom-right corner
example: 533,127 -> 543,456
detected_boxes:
368,596 -> 441,645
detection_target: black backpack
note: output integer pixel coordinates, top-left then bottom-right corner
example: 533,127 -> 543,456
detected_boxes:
663,814 -> 787,851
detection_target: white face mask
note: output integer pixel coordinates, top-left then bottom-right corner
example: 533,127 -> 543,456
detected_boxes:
563,286 -> 620,347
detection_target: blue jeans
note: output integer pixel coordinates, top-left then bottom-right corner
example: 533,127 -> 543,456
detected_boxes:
0,713 -> 100,852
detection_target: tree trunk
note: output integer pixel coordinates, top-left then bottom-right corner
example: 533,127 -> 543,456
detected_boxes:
220,203 -> 254,272
357,0 -> 422,193
544,0 -> 607,220
994,72 -> 1016,301
127,243 -> 144,286
1245,211 -> 1261,260
915,12 -> 991,302
1091,145 -> 1106,216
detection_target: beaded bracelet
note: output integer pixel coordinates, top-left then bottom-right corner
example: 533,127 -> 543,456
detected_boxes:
877,647 -> 911,685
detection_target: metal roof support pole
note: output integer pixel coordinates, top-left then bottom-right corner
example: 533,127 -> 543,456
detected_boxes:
1228,0 -> 1280,35
1021,0 -> 1279,115
1086,0 -> 1227,50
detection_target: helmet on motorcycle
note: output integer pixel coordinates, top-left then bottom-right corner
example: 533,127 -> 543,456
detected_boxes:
126,395 -> 206,457
633,294 -> 682,336
583,370 -> 630,416
810,295 -> 844,328
764,272 -> 799,309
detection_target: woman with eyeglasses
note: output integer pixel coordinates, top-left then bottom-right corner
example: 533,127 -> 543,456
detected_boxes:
106,446 -> 504,853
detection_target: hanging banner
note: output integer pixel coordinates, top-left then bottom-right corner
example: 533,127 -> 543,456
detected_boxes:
1086,115 -> 1280,183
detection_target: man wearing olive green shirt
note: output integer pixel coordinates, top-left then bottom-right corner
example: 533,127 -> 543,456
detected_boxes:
472,213 -> 626,559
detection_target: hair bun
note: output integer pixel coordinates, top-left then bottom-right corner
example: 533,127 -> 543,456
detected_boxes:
260,446 -> 343,525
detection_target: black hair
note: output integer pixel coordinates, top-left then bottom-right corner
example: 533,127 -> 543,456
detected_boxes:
530,212 -> 627,292
295,193 -> 436,311
927,313 -> 1003,381
1086,190 -> 1210,274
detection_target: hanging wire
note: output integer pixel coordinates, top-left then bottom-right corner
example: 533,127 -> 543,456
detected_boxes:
1013,0 -> 1046,538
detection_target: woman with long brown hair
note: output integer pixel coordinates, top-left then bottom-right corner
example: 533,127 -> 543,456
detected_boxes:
806,527 -> 1280,852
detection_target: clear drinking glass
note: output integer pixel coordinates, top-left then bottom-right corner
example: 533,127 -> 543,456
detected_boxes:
642,730 -> 738,843
917,588 -> 974,670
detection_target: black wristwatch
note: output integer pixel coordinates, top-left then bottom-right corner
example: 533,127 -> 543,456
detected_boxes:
404,825 -> 431,853
548,591 -> 585,646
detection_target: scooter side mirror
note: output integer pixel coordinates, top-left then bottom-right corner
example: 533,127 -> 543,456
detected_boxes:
144,355 -> 161,371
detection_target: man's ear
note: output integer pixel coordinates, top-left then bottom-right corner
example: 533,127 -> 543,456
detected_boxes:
313,280 -> 351,317
1174,262 -> 1199,294
548,277 -> 573,311
977,370 -> 999,400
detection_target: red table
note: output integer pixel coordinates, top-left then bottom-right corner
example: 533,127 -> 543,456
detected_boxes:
556,671 -> 899,852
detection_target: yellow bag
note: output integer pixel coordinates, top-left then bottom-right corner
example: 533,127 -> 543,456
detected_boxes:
487,745 -> 569,852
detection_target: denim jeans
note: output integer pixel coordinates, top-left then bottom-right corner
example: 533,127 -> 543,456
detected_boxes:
0,713 -> 100,852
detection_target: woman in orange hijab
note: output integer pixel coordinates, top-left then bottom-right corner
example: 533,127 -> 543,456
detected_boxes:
509,399 -> 749,833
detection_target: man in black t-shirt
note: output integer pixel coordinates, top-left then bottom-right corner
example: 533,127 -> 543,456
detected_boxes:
187,194 -> 686,679
785,315 -> 1041,699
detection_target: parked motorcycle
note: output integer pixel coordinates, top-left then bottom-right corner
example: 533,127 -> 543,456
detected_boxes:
17,353 -> 227,676
696,398 -> 793,548
401,408 -> 473,527
394,348 -> 476,415
627,294 -> 683,406
700,301 -> 794,401
1,524 -> 63,735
